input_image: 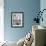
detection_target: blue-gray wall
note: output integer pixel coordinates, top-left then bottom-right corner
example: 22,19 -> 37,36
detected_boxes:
4,0 -> 40,42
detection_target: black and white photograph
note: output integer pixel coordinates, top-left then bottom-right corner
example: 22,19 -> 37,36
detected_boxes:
11,12 -> 24,28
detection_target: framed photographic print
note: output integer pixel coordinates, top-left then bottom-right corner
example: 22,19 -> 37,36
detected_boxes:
11,12 -> 24,28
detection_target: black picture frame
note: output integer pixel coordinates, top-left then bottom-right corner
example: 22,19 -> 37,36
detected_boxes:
11,12 -> 24,28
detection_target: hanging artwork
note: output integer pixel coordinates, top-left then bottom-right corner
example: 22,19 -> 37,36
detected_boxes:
11,12 -> 24,28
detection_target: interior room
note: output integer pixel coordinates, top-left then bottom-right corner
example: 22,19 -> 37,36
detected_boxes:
0,0 -> 46,46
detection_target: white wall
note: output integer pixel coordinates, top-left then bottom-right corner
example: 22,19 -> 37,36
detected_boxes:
0,0 -> 4,42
